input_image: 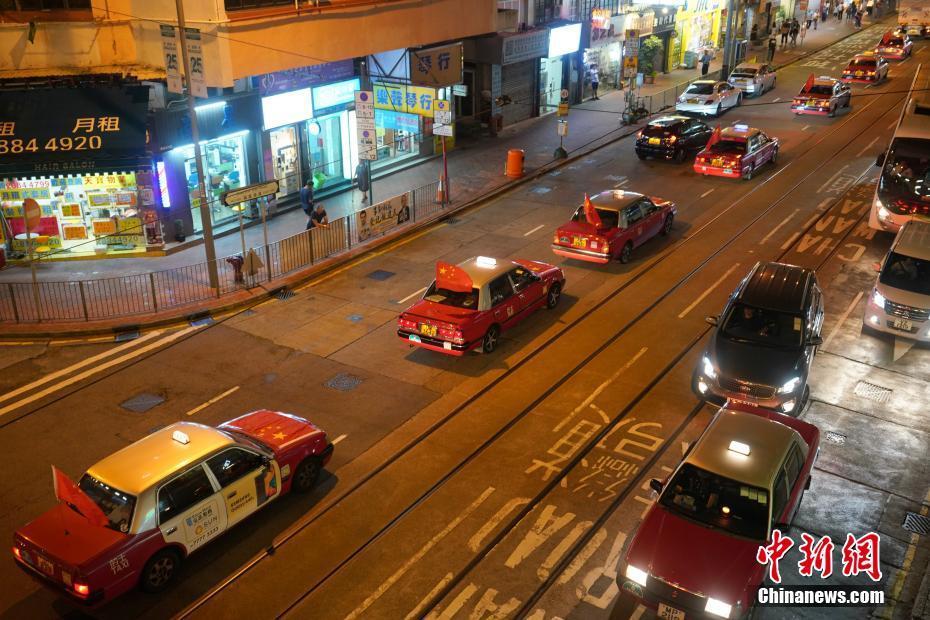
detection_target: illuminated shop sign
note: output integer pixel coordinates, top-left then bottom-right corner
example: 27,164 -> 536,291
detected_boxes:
261,88 -> 313,131
548,23 -> 583,57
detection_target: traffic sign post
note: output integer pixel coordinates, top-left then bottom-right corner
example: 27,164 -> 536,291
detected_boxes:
221,180 -> 279,277
433,100 -> 454,204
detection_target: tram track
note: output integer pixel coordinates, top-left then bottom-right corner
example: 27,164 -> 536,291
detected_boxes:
182,50 -> 915,620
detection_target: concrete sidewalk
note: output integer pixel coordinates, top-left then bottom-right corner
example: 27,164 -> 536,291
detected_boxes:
0,13 -> 889,292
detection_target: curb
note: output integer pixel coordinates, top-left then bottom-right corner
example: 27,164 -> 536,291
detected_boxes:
0,17 -> 892,340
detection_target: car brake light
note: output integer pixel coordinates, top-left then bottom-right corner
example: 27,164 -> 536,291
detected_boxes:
868,71 -> 875,75
398,316 -> 417,330
668,135 -> 677,143
636,130 -> 643,139
553,233 -> 560,244
73,582 -> 90,598
12,547 -> 21,561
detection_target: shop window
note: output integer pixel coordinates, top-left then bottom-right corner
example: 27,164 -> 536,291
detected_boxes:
182,133 -> 249,233
270,126 -> 300,197
307,114 -> 349,190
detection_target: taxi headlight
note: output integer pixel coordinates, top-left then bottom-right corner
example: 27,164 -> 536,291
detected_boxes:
702,356 -> 717,380
705,597 -> 732,618
778,376 -> 801,394
878,205 -> 891,220
625,564 -> 649,587
872,288 -> 886,308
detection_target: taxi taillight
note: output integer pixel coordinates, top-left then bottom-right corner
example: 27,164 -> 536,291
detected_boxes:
12,546 -> 21,561
73,582 -> 90,598
398,316 -> 417,330
553,233 -> 560,244
439,326 -> 465,344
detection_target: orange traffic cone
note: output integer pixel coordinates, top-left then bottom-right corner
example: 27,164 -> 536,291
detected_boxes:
436,172 -> 446,204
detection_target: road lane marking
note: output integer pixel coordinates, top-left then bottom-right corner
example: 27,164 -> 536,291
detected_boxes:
50,335 -> 114,346
553,347 -> 648,433
185,386 -> 240,416
886,489 -> 930,616
397,286 -> 428,305
823,291 -> 863,350
0,329 -> 165,407
0,341 -> 39,346
677,264 -> 741,319
0,326 -> 200,419
700,189 -> 715,198
888,120 -> 898,130
523,224 -> 546,237
802,125 -> 811,131
759,209 -> 800,245
631,605 -> 646,620
405,573 -> 454,620
773,97 -> 781,102
332,434 -> 348,445
856,136 -> 879,158
345,486 -> 496,620
816,164 -> 849,194
614,179 -> 630,188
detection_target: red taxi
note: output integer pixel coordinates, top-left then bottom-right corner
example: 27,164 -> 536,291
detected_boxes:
875,31 -> 913,60
397,256 -> 565,355
551,191 -> 676,264
842,52 -> 889,83
694,125 -> 779,180
12,412 -> 333,605
791,74 -> 852,117
620,402 -> 820,619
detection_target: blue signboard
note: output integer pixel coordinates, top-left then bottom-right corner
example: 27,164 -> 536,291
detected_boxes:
311,78 -> 361,117
375,109 -> 419,132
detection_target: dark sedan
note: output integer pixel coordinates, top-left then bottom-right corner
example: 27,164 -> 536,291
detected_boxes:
635,116 -> 714,163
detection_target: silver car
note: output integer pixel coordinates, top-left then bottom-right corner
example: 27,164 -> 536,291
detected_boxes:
727,62 -> 777,96
675,80 -> 742,116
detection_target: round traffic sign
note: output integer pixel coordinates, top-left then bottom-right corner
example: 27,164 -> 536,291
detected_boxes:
23,198 -> 41,230
560,89 -> 569,99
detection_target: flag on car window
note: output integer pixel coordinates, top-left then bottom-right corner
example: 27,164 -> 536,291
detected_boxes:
706,125 -> 722,149
802,73 -> 816,93
436,261 -> 474,293
52,466 -> 109,528
583,194 -> 603,228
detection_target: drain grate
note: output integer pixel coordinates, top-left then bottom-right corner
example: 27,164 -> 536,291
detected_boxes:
189,315 -> 215,327
824,430 -> 847,445
120,392 -> 165,414
347,314 -> 364,323
115,330 -> 140,342
274,288 -> 295,301
367,270 -> 395,281
903,512 -> 930,536
325,372 -> 363,392
853,380 -> 893,403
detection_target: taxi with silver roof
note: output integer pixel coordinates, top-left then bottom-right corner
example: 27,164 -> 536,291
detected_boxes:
842,51 -> 889,83
397,256 -> 565,355
694,124 -> 779,180
791,75 -> 852,117
12,411 -> 333,605
551,190 -> 676,264
676,80 -> 742,116
875,30 -> 913,60
620,402 -> 820,619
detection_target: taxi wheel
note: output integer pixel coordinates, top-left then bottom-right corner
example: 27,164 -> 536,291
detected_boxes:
828,105 -> 836,118
546,283 -> 562,309
293,457 -> 322,493
619,242 -> 633,264
674,148 -> 686,163
661,214 -> 674,236
636,151 -> 647,160
140,549 -> 181,594
771,148 -> 779,165
743,164 -> 755,180
714,103 -> 722,117
482,325 -> 501,353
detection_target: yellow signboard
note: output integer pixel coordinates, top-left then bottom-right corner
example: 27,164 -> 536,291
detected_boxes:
374,83 -> 438,118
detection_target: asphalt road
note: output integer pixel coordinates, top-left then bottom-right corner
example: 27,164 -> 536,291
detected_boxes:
1,26 -> 929,620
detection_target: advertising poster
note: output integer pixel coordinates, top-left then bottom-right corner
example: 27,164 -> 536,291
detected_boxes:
356,191 -> 412,242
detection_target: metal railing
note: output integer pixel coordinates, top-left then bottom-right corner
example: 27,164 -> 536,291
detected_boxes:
0,179 -> 449,324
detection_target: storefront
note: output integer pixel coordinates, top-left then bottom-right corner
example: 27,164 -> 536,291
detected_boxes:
0,85 -> 160,259
672,0 -> 724,69
372,82 -> 439,170
152,94 -> 263,239
584,11 -> 624,97
540,22 -> 583,115
653,6 -> 679,74
307,77 -> 359,191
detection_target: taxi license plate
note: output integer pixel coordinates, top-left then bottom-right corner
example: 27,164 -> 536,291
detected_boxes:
807,99 -> 817,106
36,555 -> 55,577
648,137 -> 661,145
658,603 -> 686,620
408,334 -> 422,343
712,158 -> 723,167
893,318 -> 913,331
688,98 -> 699,104
419,324 -> 437,337
572,237 -> 587,248
855,71 -> 864,76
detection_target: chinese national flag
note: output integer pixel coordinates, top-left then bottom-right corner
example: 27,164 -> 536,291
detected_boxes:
583,194 -> 603,228
705,125 -> 722,149
436,261 -> 474,293
51,466 -> 109,528
880,31 -> 892,45
802,73 -> 816,93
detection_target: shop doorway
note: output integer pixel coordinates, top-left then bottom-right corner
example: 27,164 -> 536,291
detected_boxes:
270,126 -> 300,198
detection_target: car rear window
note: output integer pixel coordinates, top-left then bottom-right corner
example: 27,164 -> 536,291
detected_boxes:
805,85 -> 833,96
721,303 -> 805,347
850,58 -> 876,67
424,282 -> 479,309
685,83 -> 715,95
732,69 -> 757,77
886,38 -> 904,46
571,206 -> 620,229
880,252 -> 930,295
660,464 -> 769,541
79,474 -> 136,533
643,124 -> 680,137
706,139 -> 746,154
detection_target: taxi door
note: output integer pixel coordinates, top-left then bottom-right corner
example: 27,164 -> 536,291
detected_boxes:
157,463 -> 228,555
639,198 -> 665,239
509,267 -> 545,314
623,204 -> 649,248
488,274 -> 522,329
756,134 -> 776,166
205,447 -> 281,529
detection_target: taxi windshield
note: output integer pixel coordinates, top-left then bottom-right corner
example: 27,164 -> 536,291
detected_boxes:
660,464 -> 770,540
806,85 -> 833,96
424,282 -> 479,309
706,139 -> 746,154
880,252 -> 930,295
685,83 -> 716,95
878,137 -> 930,207
721,303 -> 805,348
78,474 -> 136,533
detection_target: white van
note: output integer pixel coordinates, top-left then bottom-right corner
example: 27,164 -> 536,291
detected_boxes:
863,220 -> 930,340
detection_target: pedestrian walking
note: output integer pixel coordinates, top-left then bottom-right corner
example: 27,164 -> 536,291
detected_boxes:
854,9 -> 862,27
700,49 -> 712,75
299,179 -> 314,215
589,64 -> 600,100
806,10 -> 813,29
768,36 -> 777,62
306,202 -> 328,230
355,160 -> 370,203
821,5 -> 828,22
813,11 -> 819,29
866,0 -> 874,16
790,20 -> 800,47
780,20 -> 790,47
799,21 -> 808,45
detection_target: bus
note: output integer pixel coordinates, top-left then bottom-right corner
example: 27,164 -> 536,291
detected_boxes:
872,64 -> 930,232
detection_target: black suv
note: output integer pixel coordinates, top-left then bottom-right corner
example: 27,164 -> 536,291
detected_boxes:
635,115 -> 714,163
693,261 -> 825,414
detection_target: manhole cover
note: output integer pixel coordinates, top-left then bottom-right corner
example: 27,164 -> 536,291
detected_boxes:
824,430 -> 846,445
190,315 -> 215,327
853,381 -> 892,403
274,288 -> 295,301
903,512 -> 930,536
367,270 -> 395,281
347,314 -> 364,323
530,186 -> 553,195
120,392 -> 165,414
325,372 -> 363,392
115,330 -> 140,342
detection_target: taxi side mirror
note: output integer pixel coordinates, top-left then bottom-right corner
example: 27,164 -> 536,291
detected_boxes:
705,315 -> 719,326
649,478 -> 664,495
808,335 -> 824,347
873,261 -> 882,273
875,150 -> 887,167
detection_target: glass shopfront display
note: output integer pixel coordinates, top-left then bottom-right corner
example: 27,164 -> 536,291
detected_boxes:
0,171 -> 156,257
373,109 -> 421,169
306,112 -> 350,190
270,126 -> 300,198
180,132 -> 249,233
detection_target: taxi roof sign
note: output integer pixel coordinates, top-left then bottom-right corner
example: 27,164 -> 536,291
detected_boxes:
172,430 -> 190,445
476,256 -> 497,268
732,124 -> 749,132
728,440 -> 751,456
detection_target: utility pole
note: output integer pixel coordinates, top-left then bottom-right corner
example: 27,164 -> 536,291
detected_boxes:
174,0 -> 219,289
721,0 -> 738,79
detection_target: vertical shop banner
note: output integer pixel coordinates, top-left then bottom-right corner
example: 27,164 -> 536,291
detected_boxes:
354,91 -> 377,161
409,43 -> 464,88
433,100 -> 454,137
160,25 -> 183,95
184,28 -> 208,99
355,191 -> 411,242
